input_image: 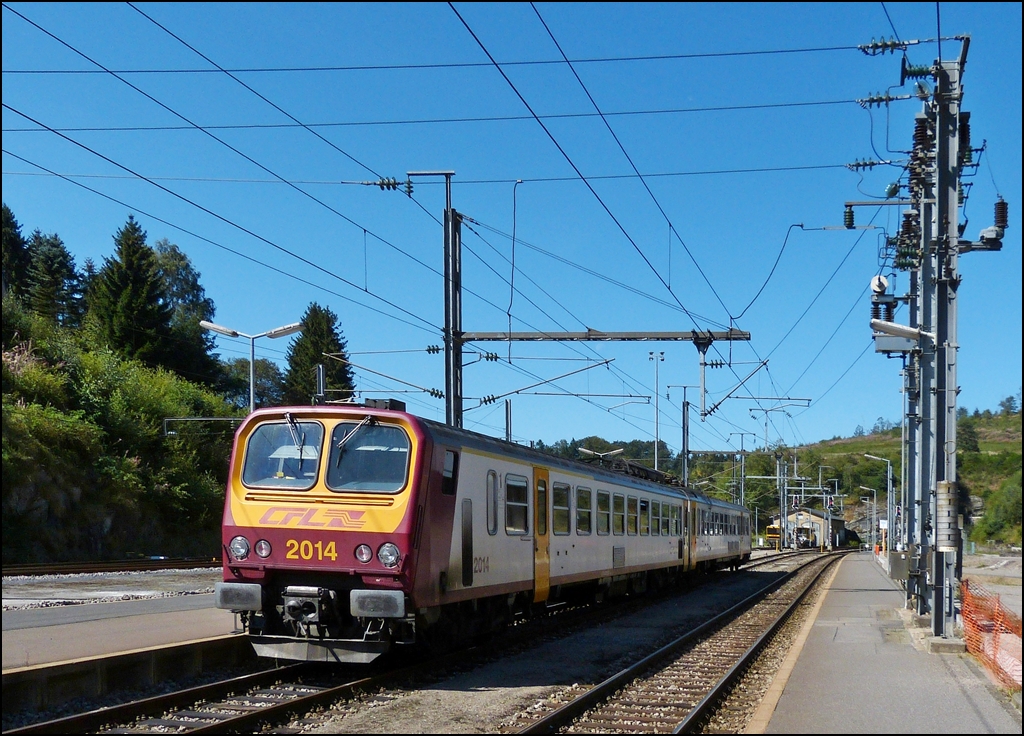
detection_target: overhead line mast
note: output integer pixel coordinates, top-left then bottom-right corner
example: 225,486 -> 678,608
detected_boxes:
853,36 -> 1007,639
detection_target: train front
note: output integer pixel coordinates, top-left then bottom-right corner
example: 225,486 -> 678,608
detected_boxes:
214,405 -> 425,663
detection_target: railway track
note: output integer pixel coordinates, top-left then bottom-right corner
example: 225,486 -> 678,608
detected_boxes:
515,552 -> 841,733
2,558 -> 221,577
5,552 -> 822,734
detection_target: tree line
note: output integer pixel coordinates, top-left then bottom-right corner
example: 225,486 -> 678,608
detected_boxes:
2,204 -> 355,562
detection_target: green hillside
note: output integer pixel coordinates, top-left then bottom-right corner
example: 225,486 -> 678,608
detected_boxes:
537,402 -> 1021,548
804,408 -> 1021,546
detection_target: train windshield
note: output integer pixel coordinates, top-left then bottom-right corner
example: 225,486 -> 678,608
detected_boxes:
242,420 -> 324,490
326,421 -> 411,493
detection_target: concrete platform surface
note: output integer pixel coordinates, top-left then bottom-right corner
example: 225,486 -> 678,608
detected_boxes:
2,606 -> 237,670
761,552 -> 1021,734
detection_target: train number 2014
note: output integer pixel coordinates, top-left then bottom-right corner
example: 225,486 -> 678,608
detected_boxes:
285,539 -> 338,561
473,556 -> 489,573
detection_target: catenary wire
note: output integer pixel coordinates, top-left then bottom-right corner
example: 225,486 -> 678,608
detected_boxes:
1,146 -> 438,335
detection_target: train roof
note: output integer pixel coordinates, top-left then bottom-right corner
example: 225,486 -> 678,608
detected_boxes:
415,414 -> 746,512
242,404 -> 748,514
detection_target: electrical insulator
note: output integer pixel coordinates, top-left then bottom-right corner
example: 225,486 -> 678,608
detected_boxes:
900,57 -> 932,84
995,198 -> 1009,231
871,302 -> 881,320
844,206 -> 855,229
404,179 -> 414,197
884,302 -> 894,322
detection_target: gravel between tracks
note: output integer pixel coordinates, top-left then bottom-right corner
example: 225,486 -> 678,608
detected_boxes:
293,567 -> 796,734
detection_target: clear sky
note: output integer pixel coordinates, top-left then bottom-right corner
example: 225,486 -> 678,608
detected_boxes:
3,2 -> 1021,457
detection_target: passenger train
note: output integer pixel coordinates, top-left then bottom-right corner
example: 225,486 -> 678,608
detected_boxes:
215,403 -> 752,663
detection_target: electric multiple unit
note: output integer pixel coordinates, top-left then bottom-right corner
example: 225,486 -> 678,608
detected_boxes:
215,405 -> 751,663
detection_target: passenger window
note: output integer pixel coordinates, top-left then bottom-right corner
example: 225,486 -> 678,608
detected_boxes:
663,504 -> 672,535
639,499 -> 650,536
613,494 -> 625,535
597,491 -> 611,535
576,487 -> 592,535
651,501 -> 661,535
627,496 -> 638,535
505,475 -> 529,535
672,505 -> 681,536
536,480 -> 547,536
486,471 -> 498,535
552,483 -> 571,535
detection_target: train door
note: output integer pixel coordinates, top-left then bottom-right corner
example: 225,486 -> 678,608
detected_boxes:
533,466 -> 550,603
689,501 -> 698,570
680,499 -> 689,569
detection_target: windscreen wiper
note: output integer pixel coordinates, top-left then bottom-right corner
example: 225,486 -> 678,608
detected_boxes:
334,416 -> 376,466
284,412 -> 307,459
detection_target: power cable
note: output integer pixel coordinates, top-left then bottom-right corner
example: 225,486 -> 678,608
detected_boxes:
2,4 -> 444,287
1,145 -> 438,335
531,2 -> 732,319
0,42 -> 871,75
793,339 -> 875,410
733,224 -> 803,321
784,283 -> 871,394
524,4 -> 796,434
1,162 -> 852,185
766,207 -> 882,358
880,3 -> 904,43
449,2 -> 708,332
6,3 -> 668,444
0,100 -> 863,133
126,2 -> 380,179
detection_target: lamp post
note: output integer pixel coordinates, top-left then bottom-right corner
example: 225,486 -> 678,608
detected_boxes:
201,320 -> 303,413
649,351 -> 664,471
859,486 -> 877,551
865,454 -> 894,553
827,479 -> 839,550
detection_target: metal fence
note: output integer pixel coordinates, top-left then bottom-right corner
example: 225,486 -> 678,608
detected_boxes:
961,579 -> 1022,691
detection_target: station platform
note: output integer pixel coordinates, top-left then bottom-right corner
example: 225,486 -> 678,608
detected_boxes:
2,596 -> 236,671
750,551 -> 1022,733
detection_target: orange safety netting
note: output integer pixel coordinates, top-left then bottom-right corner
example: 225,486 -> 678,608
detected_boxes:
961,579 -> 1022,691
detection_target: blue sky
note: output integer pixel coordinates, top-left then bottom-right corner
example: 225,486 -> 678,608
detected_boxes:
3,2 -> 1021,457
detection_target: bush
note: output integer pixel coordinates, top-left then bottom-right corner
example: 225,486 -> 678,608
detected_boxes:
2,322 -> 238,563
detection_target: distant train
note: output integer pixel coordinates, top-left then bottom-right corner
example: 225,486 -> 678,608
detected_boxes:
215,404 -> 752,663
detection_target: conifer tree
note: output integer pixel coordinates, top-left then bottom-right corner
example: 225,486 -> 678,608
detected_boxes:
2,203 -> 30,298
282,302 -> 355,406
89,216 -> 175,369
25,231 -> 83,326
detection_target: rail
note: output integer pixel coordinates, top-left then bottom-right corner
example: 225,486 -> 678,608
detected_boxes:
2,557 -> 221,577
517,552 -> 843,733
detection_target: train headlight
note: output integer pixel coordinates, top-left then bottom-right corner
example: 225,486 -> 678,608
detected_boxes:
355,544 -> 373,563
229,535 -> 250,560
377,543 -> 400,568
254,539 -> 272,558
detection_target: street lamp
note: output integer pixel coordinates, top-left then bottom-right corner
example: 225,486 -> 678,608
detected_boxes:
826,478 -> 840,550
865,454 -> 894,553
201,320 -> 303,413
859,486 -> 877,551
